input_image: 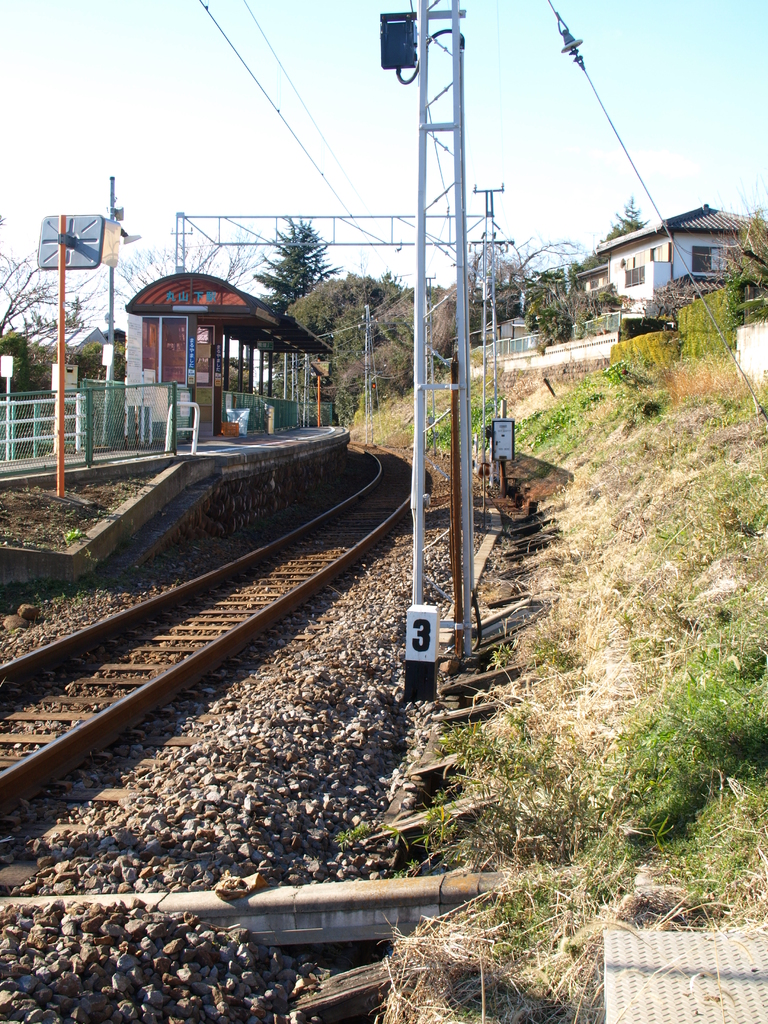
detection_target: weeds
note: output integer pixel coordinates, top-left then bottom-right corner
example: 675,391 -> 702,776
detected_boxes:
64,528 -> 84,545
489,643 -> 515,669
386,358 -> 768,1022
335,822 -> 371,850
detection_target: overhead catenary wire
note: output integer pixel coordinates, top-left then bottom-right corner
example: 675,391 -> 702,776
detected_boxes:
195,0 -> 390,252
240,0 -> 376,219
544,0 -> 768,428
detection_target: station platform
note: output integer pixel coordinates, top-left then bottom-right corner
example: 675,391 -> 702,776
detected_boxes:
0,427 -> 344,492
181,426 -> 339,458
0,428 -> 350,583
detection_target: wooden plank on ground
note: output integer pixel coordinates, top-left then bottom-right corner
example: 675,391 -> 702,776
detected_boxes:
294,962 -> 391,1024
439,665 -> 521,698
4,713 -> 94,723
64,788 -> 138,803
0,734 -> 56,745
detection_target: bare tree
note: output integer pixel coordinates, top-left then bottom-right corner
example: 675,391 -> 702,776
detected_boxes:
648,277 -> 722,321
117,239 -> 265,307
0,216 -> 102,344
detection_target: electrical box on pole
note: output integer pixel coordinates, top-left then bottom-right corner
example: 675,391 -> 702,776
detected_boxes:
380,13 -> 418,70
491,418 -> 515,463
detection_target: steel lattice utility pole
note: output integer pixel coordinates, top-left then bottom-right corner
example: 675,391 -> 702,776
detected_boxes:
364,304 -> 372,444
426,277 -> 437,456
473,185 -> 504,471
412,0 -> 473,655
107,177 -> 116,382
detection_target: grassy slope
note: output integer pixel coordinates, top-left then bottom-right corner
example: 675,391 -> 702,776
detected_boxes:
385,358 -> 768,1023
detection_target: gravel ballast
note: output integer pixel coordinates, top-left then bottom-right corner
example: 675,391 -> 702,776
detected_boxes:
0,897 -> 334,1024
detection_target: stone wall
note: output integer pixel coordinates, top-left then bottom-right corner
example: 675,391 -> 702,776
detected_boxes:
500,358 -> 609,398
163,442 -> 348,548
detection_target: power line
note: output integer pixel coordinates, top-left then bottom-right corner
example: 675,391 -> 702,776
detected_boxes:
195,0 -> 388,250
545,0 -> 768,428
240,0 -> 376,219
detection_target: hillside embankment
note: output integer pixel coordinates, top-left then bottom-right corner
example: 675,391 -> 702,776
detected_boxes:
379,357 -> 768,1023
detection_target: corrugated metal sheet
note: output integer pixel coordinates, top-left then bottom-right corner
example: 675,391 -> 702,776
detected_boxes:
604,928 -> 768,1024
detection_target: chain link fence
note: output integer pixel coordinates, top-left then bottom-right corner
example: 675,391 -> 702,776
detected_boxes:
0,382 -> 334,476
225,392 -> 333,431
0,382 -> 177,476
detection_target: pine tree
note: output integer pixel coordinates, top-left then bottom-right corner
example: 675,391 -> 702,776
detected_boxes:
604,197 -> 648,242
255,219 -> 339,313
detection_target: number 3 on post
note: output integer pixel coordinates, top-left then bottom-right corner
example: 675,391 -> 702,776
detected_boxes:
405,604 -> 438,702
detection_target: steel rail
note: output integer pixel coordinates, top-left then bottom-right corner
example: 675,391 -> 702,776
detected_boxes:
0,454 -> 384,685
0,489 -> 409,814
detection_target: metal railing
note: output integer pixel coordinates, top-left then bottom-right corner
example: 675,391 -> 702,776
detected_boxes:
0,382 -> 177,476
0,382 -> 335,476
225,392 -> 333,431
571,311 -> 622,340
472,333 -> 540,358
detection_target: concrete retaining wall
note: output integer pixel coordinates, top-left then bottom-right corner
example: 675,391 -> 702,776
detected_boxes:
157,435 -> 348,551
0,430 -> 349,583
474,332 -> 617,375
737,322 -> 768,380
0,454 -> 179,494
0,871 -> 501,944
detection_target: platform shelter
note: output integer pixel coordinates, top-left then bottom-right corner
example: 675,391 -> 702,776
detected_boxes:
126,273 -> 329,437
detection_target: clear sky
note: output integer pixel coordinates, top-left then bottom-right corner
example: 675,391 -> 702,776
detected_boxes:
2,0 -> 766,323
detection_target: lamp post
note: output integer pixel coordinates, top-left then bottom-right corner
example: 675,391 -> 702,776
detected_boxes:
107,176 -> 141,381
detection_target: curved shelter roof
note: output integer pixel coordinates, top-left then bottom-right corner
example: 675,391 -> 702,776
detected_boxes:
126,273 -> 330,356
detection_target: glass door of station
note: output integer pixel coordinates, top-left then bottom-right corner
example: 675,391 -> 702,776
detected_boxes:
195,326 -> 214,435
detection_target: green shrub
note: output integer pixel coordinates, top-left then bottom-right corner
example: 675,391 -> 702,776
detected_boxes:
678,288 -> 735,359
610,331 -> 681,367
620,316 -> 668,340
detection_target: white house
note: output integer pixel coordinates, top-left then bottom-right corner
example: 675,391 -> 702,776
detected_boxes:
594,205 -> 743,309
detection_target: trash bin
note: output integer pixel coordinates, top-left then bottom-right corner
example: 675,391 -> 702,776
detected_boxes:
266,406 -> 275,435
227,407 -> 250,437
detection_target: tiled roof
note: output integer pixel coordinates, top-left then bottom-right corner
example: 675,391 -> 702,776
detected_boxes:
575,262 -> 609,279
596,206 -> 744,255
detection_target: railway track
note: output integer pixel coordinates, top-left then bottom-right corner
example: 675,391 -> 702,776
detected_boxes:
0,448 -> 411,814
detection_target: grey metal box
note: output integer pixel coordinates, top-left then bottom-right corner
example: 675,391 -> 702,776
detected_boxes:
380,13 -> 417,70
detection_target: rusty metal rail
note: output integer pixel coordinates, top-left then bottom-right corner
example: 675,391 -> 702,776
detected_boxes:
0,451 -> 410,813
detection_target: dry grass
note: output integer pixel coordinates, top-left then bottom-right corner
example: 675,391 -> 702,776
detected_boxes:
383,357 -> 768,1022
660,357 -> 746,407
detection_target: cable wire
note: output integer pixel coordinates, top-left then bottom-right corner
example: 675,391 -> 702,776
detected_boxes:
545,0 -> 768,427
195,0 -> 389,250
240,0 -> 376,218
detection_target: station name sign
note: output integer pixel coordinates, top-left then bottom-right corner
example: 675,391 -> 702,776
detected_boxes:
167,289 -> 219,303
133,279 -> 249,309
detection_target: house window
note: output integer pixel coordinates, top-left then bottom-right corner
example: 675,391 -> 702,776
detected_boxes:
651,242 -> 672,262
692,245 -> 722,274
625,266 -> 645,288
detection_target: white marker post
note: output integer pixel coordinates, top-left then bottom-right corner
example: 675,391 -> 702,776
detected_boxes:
1,355 -> 13,465
404,603 -> 438,702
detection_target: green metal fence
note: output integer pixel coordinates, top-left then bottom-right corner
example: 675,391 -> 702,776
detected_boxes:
298,400 -> 334,427
0,382 -> 177,476
224,392 -> 332,432
0,381 -> 334,475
